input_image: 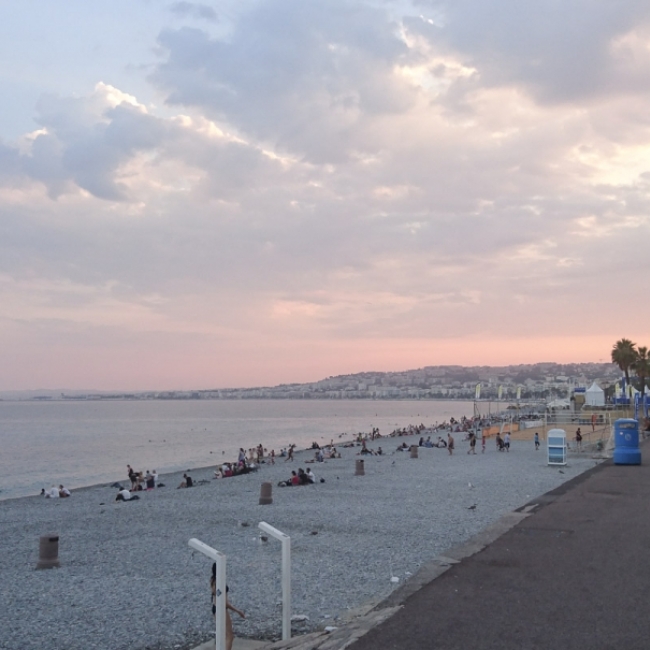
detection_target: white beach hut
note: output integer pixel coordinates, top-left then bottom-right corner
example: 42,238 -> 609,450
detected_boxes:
585,381 -> 605,406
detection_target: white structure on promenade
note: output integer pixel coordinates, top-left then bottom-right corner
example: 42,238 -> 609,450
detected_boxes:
585,382 -> 605,406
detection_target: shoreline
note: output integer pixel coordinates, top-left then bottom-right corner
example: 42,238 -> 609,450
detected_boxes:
1,409 -> 614,504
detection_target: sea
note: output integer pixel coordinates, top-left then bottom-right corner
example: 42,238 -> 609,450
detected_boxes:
0,399 -> 476,501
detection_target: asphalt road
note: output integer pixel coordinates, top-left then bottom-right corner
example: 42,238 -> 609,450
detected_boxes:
350,446 -> 650,650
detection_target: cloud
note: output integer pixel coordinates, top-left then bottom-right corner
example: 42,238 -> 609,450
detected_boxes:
169,1 -> 218,23
152,0 -> 415,162
413,1 -> 650,103
2,1 -> 650,388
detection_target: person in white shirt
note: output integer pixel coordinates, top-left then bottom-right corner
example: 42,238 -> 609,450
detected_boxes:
305,468 -> 316,484
504,432 -> 511,452
47,485 -> 59,498
58,485 -> 71,497
115,488 -> 139,501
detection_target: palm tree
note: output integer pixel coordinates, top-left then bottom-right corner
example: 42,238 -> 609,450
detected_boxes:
611,338 -> 637,389
632,346 -> 649,397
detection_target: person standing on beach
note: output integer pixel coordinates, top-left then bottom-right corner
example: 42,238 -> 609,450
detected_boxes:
127,465 -> 137,490
534,433 -> 540,450
576,428 -> 583,451
503,432 -> 511,452
286,444 -> 295,461
211,564 -> 245,650
447,433 -> 454,455
467,432 -> 477,455
481,433 -> 486,454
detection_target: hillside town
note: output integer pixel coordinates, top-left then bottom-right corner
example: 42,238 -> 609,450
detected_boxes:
26,361 -> 623,401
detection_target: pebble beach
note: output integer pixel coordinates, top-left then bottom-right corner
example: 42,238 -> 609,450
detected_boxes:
0,434 -> 601,650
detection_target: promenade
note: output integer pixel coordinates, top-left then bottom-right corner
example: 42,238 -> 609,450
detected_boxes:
350,442 -> 650,650
255,439 -> 649,650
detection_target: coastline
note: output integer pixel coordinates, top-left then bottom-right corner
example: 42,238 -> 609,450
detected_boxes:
0,398 -> 481,501
0,432 -> 601,650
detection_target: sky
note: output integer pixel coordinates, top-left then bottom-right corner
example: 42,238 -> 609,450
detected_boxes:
1,0 -> 650,391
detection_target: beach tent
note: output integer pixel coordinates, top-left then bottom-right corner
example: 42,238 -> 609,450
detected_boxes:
585,382 -> 605,406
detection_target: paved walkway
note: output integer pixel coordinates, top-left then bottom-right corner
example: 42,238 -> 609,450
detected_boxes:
195,444 -> 650,650
350,447 -> 650,650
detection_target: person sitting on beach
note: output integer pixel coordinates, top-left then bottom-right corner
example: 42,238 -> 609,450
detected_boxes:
115,488 -> 139,501
396,442 -> 409,451
436,437 -> 447,448
306,468 -> 316,483
214,468 -> 223,479
58,485 -> 71,497
360,440 -> 372,455
298,468 -> 310,485
178,473 -> 193,489
290,471 -> 300,486
145,471 -> 155,491
315,449 -> 324,462
46,485 -> 60,498
377,446 -> 383,455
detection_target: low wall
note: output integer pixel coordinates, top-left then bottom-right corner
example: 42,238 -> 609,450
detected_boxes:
482,422 -> 520,437
519,419 -> 545,429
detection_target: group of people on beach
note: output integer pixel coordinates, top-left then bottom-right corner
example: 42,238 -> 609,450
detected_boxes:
41,485 -> 71,498
278,467 -> 318,486
127,465 -> 159,491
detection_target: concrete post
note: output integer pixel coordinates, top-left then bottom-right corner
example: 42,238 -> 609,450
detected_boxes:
355,459 -> 365,476
259,482 -> 273,505
36,534 -> 60,569
410,445 -> 419,458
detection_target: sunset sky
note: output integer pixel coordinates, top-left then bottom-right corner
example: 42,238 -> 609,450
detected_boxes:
2,1 -> 650,391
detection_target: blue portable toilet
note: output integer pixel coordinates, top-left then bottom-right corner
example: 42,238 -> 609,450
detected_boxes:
613,418 -> 641,465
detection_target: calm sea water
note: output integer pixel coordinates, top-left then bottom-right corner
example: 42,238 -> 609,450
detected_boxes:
0,399 -> 475,500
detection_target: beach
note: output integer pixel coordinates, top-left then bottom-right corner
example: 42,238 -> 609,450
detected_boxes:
0,431 -> 602,650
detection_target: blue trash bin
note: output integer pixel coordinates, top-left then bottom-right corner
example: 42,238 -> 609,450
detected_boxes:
613,418 -> 641,465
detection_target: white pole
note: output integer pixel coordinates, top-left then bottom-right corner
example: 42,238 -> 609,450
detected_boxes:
259,522 -> 291,640
189,538 -> 227,650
